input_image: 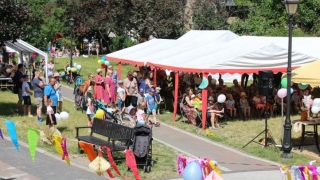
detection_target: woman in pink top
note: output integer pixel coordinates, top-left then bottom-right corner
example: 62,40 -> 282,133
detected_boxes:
104,70 -> 116,103
94,69 -> 104,101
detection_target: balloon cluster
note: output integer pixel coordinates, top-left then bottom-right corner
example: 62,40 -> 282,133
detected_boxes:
311,98 -> 320,114
97,56 -> 110,68
277,88 -> 294,98
66,63 -> 82,73
54,111 -> 70,122
31,52 -> 41,62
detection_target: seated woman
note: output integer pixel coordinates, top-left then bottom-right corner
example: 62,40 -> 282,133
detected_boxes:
252,92 -> 265,115
207,96 -> 223,129
302,89 -> 313,120
181,87 -> 197,125
239,92 -> 251,120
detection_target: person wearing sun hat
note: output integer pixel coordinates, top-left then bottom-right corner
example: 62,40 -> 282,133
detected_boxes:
53,72 -> 63,113
94,68 -> 104,102
239,92 -> 251,120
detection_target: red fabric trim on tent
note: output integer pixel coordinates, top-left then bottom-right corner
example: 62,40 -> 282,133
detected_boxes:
106,56 -> 145,67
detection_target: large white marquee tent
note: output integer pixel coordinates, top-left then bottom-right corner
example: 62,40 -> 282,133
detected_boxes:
106,30 -> 320,129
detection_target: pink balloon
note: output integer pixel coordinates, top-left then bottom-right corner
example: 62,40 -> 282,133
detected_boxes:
277,88 -> 287,98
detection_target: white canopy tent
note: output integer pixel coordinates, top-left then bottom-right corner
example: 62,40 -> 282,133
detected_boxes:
6,46 -> 18,53
5,39 -> 49,82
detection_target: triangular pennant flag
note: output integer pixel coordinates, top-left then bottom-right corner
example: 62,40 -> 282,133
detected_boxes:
27,129 -> 39,161
5,120 -> 19,151
0,128 -> 3,139
61,137 -> 70,165
53,135 -> 63,155
78,141 -> 97,162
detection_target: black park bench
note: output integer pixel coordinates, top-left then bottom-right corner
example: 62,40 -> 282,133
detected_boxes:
75,118 -> 134,154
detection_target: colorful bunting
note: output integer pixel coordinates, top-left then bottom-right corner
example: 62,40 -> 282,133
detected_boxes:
78,141 -> 96,162
61,137 -> 70,165
0,128 -> 3,139
5,120 -> 19,151
27,129 -> 39,161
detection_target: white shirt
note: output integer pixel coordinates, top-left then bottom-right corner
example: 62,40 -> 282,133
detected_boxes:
226,99 -> 235,107
117,87 -> 125,100
22,81 -> 30,96
86,98 -> 93,115
47,106 -> 54,115
136,109 -> 145,123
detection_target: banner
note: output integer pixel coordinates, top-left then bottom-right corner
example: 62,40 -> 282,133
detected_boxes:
27,129 -> 39,161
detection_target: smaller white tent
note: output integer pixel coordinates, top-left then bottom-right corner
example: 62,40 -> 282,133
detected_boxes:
5,39 -> 49,82
6,46 -> 18,53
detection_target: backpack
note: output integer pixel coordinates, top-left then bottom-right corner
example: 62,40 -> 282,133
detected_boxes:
139,80 -> 147,93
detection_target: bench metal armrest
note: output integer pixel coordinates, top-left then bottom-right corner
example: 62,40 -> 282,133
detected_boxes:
75,126 -> 92,137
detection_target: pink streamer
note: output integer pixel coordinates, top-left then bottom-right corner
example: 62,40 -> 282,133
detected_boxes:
307,166 -> 318,180
60,137 -> 69,160
299,166 -> 306,180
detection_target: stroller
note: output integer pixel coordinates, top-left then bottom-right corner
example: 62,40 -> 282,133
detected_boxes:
73,76 -> 84,110
94,100 -> 122,124
130,124 -> 154,173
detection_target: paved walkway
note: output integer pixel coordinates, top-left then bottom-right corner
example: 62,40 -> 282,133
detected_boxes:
61,85 -> 280,174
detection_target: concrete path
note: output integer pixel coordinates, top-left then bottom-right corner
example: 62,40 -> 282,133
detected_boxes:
61,85 -> 280,173
0,138 -> 110,180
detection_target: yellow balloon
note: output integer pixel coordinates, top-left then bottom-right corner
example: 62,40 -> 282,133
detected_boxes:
97,60 -> 102,64
95,109 -> 104,119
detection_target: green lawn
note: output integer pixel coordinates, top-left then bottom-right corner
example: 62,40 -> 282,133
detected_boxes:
53,56 -> 133,85
0,91 -> 180,179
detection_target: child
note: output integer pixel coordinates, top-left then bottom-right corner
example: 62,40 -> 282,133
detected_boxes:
136,88 -> 146,106
154,87 -> 162,115
292,91 -> 301,111
226,94 -> 237,119
207,96 -> 224,129
117,80 -> 126,113
239,92 -> 251,120
46,99 -> 56,128
136,102 -> 146,125
86,95 -> 94,130
145,88 -> 160,127
22,75 -> 33,117
302,89 -> 313,120
190,94 -> 196,104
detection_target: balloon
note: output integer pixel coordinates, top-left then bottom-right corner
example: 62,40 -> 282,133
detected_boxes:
217,94 -> 226,103
36,56 -> 40,62
199,77 -> 208,89
277,88 -> 287,98
182,162 -> 202,180
101,56 -> 106,61
71,68 -> 77,72
76,64 -> 82,70
104,61 -> 110,65
31,54 -> 37,59
313,98 -> 320,107
55,113 -> 61,122
6,68 -> 11,73
101,64 -> 106,69
95,109 -> 105,119
97,60 -> 102,64
67,67 -> 71,71
290,88 -> 294,94
281,78 -> 288,88
60,111 -> 69,120
311,106 -> 319,114
74,63 -> 77,67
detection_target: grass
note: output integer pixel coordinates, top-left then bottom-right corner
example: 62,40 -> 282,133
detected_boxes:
158,111 -> 320,167
53,56 -> 134,86
0,91 -> 180,180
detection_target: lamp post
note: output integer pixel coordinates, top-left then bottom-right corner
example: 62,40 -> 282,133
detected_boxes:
281,0 -> 300,159
69,17 -> 74,68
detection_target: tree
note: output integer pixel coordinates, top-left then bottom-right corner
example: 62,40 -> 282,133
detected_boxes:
192,0 -> 230,30
0,0 -> 30,42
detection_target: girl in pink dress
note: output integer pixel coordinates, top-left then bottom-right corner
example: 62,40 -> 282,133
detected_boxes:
94,69 -> 104,101
104,70 -> 116,103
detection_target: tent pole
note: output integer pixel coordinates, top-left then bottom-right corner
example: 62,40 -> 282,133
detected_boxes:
173,72 -> 179,122
153,68 -> 157,87
201,73 -> 208,130
118,62 -> 122,80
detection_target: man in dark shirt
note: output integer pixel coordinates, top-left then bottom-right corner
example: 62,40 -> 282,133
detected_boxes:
32,70 -> 45,123
13,64 -> 24,113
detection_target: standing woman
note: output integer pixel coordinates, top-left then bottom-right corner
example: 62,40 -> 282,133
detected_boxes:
123,71 -> 138,107
96,43 -> 100,57
94,69 -> 104,102
104,70 -> 116,103
53,72 -> 63,113
46,60 -> 55,79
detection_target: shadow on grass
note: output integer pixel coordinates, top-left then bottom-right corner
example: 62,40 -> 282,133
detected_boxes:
56,126 -> 68,133
0,102 -> 19,116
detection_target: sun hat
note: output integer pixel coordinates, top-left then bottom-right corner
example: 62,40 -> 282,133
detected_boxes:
96,68 -> 102,73
53,72 -> 60,77
240,92 -> 247,97
208,96 -> 214,101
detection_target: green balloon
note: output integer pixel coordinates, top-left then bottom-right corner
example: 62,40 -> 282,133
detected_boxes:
281,78 -> 288,88
36,56 -> 40,62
